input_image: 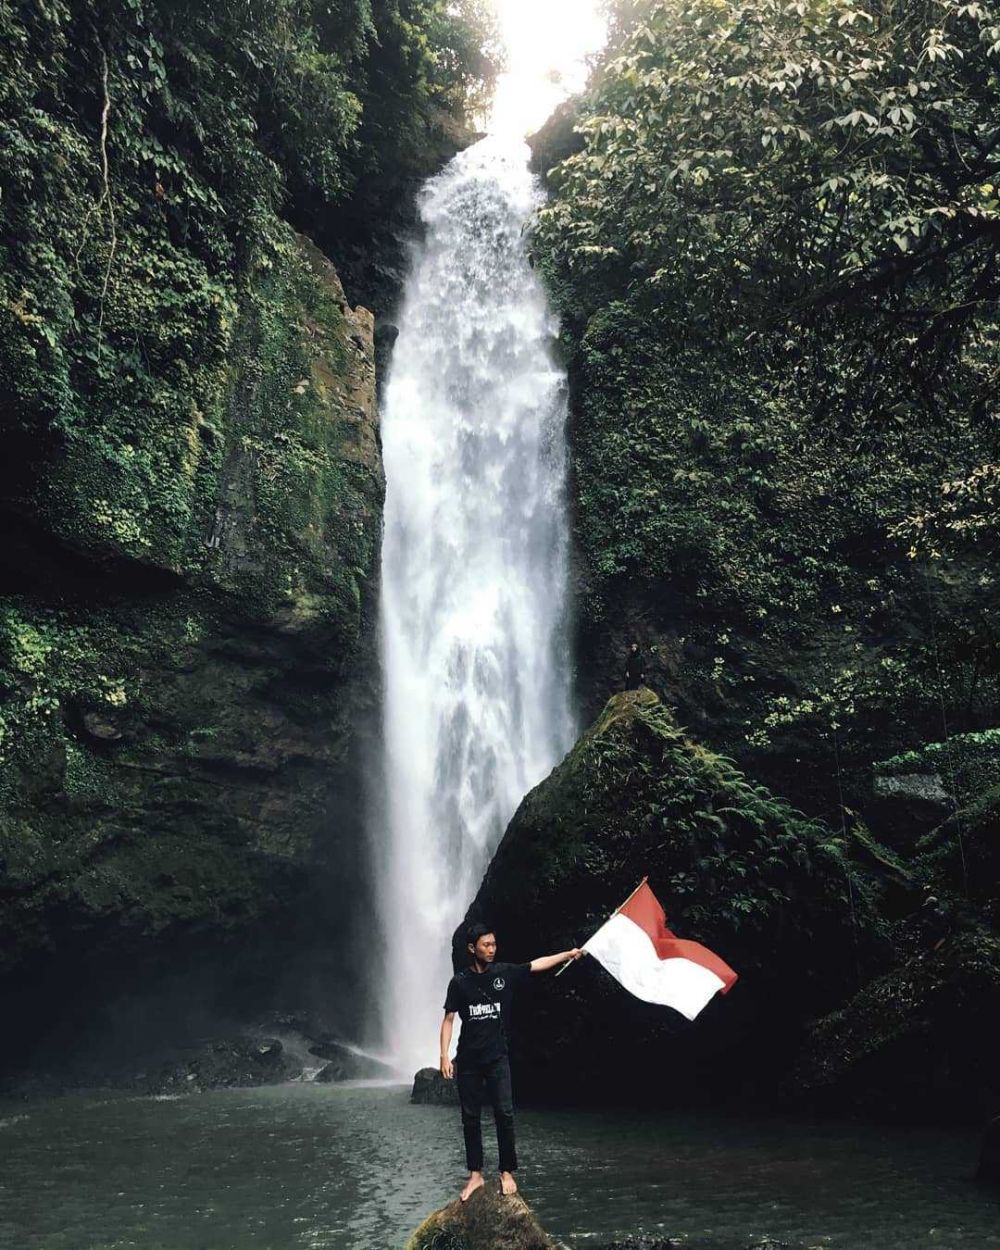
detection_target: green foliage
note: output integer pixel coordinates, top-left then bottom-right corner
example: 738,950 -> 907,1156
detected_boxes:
529,0 -> 1000,791
892,462 -> 1000,562
876,727 -> 1000,802
0,603 -> 132,773
537,0 -> 999,356
0,0 -> 495,566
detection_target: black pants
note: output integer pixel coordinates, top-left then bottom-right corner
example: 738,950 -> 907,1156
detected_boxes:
457,1054 -> 517,1173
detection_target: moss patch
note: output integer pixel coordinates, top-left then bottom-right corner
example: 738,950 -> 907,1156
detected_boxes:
0,229 -> 381,978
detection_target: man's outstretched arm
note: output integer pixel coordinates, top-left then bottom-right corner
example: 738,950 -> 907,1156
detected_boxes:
529,947 -> 584,973
440,1012 -> 456,1079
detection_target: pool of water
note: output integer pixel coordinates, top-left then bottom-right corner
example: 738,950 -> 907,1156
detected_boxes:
0,1083 -> 995,1249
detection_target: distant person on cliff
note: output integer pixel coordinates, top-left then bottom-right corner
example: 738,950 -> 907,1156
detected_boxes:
440,922 -> 583,1201
623,640 -> 645,690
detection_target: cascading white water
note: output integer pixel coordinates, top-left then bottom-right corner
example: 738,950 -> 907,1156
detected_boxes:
376,135 -> 575,1074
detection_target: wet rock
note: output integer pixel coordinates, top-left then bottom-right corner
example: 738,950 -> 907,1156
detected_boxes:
81,711 -> 124,742
374,322 -> 400,379
465,689 -> 883,1106
412,1066 -> 459,1105
600,1243 -> 686,1250
144,1035 -> 298,1094
600,1241 -> 686,1250
405,1183 -> 559,1250
869,772 -> 955,842
0,231 -> 384,1044
976,1115 -> 1000,1192
528,99 -> 586,174
310,1040 -> 396,1082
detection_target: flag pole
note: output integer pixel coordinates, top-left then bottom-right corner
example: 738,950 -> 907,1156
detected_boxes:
554,876 -> 649,976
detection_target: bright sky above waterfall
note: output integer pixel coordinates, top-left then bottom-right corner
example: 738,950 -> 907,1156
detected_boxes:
490,0 -> 608,137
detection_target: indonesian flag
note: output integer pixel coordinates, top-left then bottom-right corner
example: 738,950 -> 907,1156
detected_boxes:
583,880 -> 738,1021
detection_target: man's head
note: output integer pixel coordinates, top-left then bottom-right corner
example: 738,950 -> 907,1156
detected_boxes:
466,922 -> 497,967
630,640 -> 639,652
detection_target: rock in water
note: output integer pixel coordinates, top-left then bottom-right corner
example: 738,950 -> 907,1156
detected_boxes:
405,1183 -> 560,1250
412,1066 -> 460,1105
308,1039 -> 397,1083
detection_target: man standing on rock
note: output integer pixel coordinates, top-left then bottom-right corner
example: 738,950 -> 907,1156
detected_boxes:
440,922 -> 583,1201
623,639 -> 645,691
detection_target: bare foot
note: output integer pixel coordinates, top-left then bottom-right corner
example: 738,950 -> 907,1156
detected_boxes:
460,1172 -> 485,1202
500,1171 -> 518,1196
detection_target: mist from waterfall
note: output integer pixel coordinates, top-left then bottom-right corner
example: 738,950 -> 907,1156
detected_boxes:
374,136 -> 575,1074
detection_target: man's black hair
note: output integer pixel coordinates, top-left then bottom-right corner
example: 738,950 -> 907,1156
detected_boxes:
466,921 -> 494,947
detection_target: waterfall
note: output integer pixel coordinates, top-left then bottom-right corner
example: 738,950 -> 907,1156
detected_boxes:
375,135 -> 575,1074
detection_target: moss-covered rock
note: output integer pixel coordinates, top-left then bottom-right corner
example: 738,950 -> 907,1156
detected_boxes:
405,1185 -> 559,1250
875,730 -> 1000,804
546,294 -> 999,821
868,730 -> 1000,912
0,0 -> 493,1077
466,689 -> 1000,1116
467,689 -> 887,1104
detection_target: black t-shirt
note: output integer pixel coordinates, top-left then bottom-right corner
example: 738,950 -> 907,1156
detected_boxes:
624,649 -> 644,686
443,960 -> 531,1066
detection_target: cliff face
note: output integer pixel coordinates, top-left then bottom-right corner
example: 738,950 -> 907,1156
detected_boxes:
0,229 -> 383,1063
507,1 -> 1000,1123
526,2 -> 1000,821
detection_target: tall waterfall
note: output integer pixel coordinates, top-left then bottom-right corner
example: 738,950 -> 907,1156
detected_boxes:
376,136 -> 575,1073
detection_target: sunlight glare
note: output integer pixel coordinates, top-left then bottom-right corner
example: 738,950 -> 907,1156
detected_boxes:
489,0 -> 608,138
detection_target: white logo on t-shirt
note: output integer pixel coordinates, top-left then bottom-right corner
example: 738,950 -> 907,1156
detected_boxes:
493,977 -> 505,991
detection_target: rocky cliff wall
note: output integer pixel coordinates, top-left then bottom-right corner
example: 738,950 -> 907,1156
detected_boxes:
0,228 -> 383,1070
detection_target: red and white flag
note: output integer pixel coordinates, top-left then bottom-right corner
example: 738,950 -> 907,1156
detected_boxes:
583,879 -> 738,1021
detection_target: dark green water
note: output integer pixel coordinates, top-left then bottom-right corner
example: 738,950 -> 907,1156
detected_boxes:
0,1083 -> 996,1249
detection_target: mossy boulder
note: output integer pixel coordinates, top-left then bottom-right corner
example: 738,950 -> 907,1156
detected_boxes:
869,772 -> 955,844
469,692 -> 1000,1116
875,730 -> 1000,807
872,731 -> 1000,916
405,1185 -> 559,1250
467,689 -> 887,1105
